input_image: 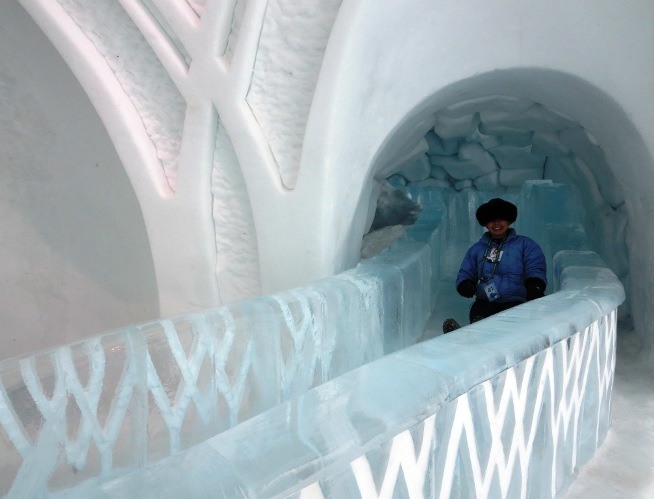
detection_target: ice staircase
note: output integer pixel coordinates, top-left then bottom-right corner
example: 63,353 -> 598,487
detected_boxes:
0,181 -> 624,498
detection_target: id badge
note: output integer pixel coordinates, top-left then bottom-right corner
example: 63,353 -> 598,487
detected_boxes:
483,280 -> 500,302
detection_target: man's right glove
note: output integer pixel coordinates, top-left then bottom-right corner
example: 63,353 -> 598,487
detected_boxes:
525,277 -> 546,301
457,280 -> 476,298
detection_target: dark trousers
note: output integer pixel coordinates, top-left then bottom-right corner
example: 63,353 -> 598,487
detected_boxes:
469,300 -> 522,323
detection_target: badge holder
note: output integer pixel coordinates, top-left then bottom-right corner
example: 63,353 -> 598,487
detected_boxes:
482,279 -> 500,302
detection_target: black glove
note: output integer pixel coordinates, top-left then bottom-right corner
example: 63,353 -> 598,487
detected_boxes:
457,280 -> 476,298
525,278 -> 546,301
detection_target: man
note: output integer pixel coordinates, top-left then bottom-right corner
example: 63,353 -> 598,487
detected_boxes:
443,198 -> 546,333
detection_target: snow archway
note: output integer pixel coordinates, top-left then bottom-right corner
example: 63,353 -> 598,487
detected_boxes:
367,70 -> 643,327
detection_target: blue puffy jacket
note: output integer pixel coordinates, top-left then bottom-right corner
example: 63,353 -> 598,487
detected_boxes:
456,229 -> 547,303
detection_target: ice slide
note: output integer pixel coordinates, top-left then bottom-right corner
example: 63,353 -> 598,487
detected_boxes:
0,181 -> 624,497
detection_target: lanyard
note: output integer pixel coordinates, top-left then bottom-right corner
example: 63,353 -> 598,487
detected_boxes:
477,235 -> 506,282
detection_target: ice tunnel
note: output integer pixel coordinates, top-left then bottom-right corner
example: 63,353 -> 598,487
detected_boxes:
364,70 -> 635,325
0,0 -> 652,497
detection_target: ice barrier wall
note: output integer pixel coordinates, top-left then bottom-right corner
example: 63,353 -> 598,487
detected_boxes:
92,266 -> 621,499
0,184 -> 625,496
0,190 -> 443,496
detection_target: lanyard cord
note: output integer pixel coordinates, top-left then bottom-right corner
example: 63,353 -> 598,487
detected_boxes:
477,234 -> 507,282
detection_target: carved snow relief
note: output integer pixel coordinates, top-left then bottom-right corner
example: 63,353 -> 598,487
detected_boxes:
211,119 -> 261,303
57,0 -> 186,190
246,0 -> 342,188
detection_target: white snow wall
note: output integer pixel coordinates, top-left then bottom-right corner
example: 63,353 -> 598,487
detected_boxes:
0,2 -> 159,359
5,1 -> 654,363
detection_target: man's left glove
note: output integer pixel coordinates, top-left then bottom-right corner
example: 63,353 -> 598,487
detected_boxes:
525,278 -> 546,301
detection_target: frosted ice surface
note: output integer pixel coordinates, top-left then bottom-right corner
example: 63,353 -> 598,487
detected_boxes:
474,170 -> 500,191
559,127 -> 600,152
398,154 -> 431,182
498,167 -> 544,186
480,103 -> 577,134
414,178 -> 450,189
360,225 -> 407,259
465,128 -> 503,149
498,132 -> 534,147
425,130 -> 459,156
430,152 -> 497,179
442,95 -> 533,116
433,111 -> 479,140
456,142 -> 490,165
454,178 -> 474,190
559,128 -> 625,207
379,137 -> 429,178
429,164 -> 448,180
532,130 -> 571,156
490,144 -> 545,169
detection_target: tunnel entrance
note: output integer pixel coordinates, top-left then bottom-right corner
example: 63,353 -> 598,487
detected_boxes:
366,95 -> 631,326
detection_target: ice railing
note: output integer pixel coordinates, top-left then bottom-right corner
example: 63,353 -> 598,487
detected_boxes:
0,190 -> 446,497
0,182 -> 624,497
88,256 -> 624,498
93,260 -> 624,498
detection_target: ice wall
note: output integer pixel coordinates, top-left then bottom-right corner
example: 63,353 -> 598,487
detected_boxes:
387,96 -> 630,323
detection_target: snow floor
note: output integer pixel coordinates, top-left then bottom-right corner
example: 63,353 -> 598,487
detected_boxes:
566,330 -> 654,498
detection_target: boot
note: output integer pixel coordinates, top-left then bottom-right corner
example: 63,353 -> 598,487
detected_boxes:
442,318 -> 461,334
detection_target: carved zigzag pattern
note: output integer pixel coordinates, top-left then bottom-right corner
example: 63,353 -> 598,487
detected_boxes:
0,297 -> 349,495
298,312 -> 616,498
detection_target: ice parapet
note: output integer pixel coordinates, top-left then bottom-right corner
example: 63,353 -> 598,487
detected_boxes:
86,254 -> 623,498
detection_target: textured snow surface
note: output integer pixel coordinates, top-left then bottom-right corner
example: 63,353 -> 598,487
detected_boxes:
246,0 -> 342,188
58,0 -> 186,190
212,121 -> 261,302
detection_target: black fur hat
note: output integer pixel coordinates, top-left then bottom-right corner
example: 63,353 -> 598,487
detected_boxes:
476,198 -> 518,226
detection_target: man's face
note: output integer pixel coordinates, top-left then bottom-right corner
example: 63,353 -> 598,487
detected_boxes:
485,219 -> 510,239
